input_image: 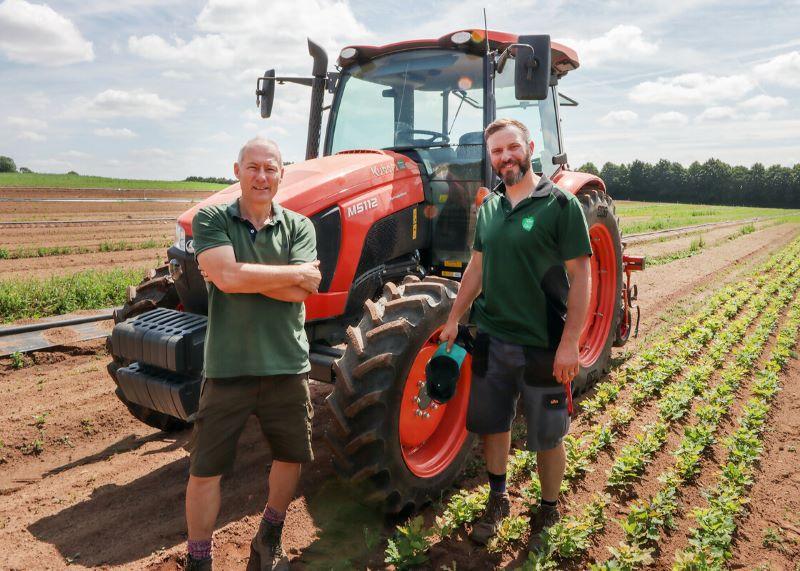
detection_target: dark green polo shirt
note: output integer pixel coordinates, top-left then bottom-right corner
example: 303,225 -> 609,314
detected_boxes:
192,199 -> 317,378
472,175 -> 592,349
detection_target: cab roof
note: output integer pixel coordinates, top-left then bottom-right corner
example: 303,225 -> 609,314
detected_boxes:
338,29 -> 579,78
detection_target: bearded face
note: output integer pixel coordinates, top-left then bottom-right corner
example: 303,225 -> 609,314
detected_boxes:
498,146 -> 532,187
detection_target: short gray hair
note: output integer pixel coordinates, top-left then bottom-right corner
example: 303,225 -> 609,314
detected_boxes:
237,137 -> 282,165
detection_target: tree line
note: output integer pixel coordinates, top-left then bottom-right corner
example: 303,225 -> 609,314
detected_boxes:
577,159 -> 800,208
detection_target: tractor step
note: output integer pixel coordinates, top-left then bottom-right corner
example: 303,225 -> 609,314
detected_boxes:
111,308 -> 206,374
116,362 -> 201,421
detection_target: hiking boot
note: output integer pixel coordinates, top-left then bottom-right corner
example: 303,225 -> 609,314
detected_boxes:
246,519 -> 289,571
184,554 -> 212,571
527,503 -> 561,552
469,491 -> 511,545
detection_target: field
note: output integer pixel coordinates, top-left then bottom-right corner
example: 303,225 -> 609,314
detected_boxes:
2,186 -> 800,570
0,173 -> 228,191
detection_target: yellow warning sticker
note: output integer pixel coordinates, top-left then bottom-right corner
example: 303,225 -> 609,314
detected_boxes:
443,260 -> 463,268
412,208 -> 418,240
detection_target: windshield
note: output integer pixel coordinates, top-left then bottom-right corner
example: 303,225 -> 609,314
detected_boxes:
327,49 -> 485,180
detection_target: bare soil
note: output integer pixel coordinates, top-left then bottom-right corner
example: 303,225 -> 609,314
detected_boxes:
0,249 -> 166,280
0,214 -> 798,569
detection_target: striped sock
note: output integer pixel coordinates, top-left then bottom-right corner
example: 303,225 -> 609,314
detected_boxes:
187,539 -> 212,560
263,505 -> 285,525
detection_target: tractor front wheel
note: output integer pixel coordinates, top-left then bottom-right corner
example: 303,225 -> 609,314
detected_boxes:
324,276 -> 475,514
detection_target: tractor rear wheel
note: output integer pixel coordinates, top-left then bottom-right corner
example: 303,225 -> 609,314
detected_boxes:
574,190 -> 623,395
324,276 -> 475,514
106,264 -> 189,432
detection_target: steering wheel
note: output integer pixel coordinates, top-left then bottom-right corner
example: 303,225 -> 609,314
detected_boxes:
396,129 -> 450,145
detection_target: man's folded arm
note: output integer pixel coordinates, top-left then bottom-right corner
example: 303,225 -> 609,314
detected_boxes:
197,245 -> 304,294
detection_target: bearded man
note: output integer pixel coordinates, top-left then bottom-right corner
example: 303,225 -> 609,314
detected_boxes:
439,118 -> 592,552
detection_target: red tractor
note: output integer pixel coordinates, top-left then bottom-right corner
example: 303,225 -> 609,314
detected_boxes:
107,30 -> 642,514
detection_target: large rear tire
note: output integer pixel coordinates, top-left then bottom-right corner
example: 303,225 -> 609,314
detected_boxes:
324,276 -> 476,514
106,264 -> 190,432
574,190 -> 624,395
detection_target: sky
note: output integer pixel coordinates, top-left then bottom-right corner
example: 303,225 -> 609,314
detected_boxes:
0,0 -> 798,180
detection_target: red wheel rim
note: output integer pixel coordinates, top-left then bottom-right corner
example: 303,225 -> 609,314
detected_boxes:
579,223 -> 618,367
399,328 -> 472,478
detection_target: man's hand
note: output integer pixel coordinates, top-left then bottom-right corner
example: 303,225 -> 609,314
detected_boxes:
296,260 -> 322,293
438,319 -> 460,352
553,339 -> 580,384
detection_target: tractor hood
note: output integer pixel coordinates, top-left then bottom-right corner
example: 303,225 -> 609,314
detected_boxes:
178,150 -> 423,237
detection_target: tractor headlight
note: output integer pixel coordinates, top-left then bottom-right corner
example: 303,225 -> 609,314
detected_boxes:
174,223 -> 186,251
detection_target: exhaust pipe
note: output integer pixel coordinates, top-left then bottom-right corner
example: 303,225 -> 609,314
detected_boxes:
306,39 -> 328,160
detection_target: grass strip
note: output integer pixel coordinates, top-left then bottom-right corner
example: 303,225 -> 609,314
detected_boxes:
0,267 -> 149,322
0,238 -> 171,260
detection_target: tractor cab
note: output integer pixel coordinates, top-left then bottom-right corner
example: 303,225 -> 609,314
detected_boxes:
259,30 -> 573,275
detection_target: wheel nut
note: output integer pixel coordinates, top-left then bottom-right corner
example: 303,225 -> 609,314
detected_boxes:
412,396 -> 420,403
423,412 -> 430,419
415,410 -> 423,417
417,380 -> 424,388
431,403 -> 439,410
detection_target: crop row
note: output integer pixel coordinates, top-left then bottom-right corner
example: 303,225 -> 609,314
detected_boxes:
0,238 -> 171,260
525,263 -> 800,569
672,300 -> 800,569
594,278 -> 800,569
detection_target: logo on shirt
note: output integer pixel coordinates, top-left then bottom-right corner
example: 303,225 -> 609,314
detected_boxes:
522,216 -> 535,231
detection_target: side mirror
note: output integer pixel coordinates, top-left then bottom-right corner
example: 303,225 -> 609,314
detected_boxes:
258,69 -> 276,118
515,35 -> 551,100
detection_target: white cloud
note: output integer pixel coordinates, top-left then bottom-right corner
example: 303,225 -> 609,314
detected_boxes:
561,25 -> 658,68
94,127 -> 137,138
131,148 -> 172,159
18,130 -> 46,141
696,106 -> 738,122
754,51 -> 800,88
630,73 -> 756,106
649,111 -> 689,126
67,89 -> 184,120
129,34 -> 237,69
7,115 -> 47,130
128,0 -> 371,73
597,110 -> 639,126
738,94 -> 789,108
0,0 -> 93,65
207,131 -> 234,143
162,69 -> 192,80
63,150 -> 91,158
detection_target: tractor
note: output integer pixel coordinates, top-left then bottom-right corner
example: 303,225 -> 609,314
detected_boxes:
107,29 -> 643,514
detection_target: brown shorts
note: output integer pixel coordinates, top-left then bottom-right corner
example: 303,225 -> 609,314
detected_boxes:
189,373 -> 313,477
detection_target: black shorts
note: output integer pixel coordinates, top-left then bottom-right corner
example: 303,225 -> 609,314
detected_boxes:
189,373 -> 313,477
466,333 -> 570,451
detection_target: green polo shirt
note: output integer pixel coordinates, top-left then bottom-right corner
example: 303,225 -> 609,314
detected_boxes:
192,199 -> 317,378
472,175 -> 592,349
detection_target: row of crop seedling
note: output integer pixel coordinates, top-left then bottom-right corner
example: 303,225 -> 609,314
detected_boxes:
568,252 -> 799,491
672,300 -> 800,569
524,258 -> 800,569
383,239 -> 800,569
593,280 -> 800,569
591,236 -> 799,422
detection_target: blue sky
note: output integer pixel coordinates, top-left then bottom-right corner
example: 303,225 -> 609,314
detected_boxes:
1,0 -> 798,179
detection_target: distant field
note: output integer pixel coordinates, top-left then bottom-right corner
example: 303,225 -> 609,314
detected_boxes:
0,172 -> 228,191
616,201 -> 800,234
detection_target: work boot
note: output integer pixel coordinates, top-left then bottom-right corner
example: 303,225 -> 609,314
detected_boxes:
184,554 -> 212,571
469,491 -> 511,545
527,503 -> 561,552
246,519 -> 289,571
